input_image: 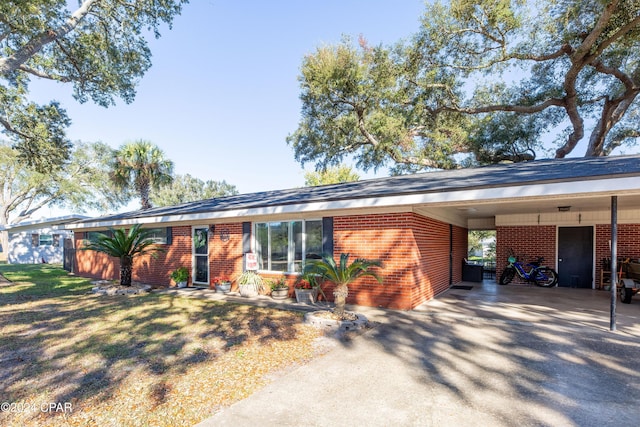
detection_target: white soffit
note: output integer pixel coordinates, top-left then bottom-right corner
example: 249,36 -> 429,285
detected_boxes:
65,176 -> 640,230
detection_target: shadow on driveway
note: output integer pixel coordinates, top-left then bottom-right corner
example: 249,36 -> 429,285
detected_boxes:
200,282 -> 640,426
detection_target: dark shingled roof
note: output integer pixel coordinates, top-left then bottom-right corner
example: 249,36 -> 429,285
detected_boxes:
74,154 -> 640,224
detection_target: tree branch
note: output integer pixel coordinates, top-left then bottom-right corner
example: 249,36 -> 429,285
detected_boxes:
441,97 -> 566,115
355,107 -> 380,147
0,0 -> 99,75
572,0 -> 618,61
592,14 -> 640,58
0,116 -> 31,139
552,3 -> 620,158
511,43 -> 573,62
17,64 -> 72,82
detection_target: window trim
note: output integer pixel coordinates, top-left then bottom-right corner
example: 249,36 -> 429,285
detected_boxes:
38,234 -> 54,246
146,227 -> 172,245
254,219 -> 322,273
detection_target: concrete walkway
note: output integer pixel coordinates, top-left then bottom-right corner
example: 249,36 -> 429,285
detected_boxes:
186,282 -> 640,427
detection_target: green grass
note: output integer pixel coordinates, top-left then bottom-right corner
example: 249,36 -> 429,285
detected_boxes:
0,264 -> 321,427
0,263 -> 93,297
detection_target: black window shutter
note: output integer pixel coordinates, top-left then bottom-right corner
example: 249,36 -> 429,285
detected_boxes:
242,222 -> 251,253
322,217 -> 333,257
31,233 -> 39,247
166,227 -> 173,245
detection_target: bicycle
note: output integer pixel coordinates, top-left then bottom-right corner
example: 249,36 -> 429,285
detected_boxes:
499,252 -> 559,287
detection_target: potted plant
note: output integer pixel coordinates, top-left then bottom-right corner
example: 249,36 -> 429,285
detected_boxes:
268,276 -> 289,300
294,276 -> 319,304
236,271 -> 264,297
170,267 -> 190,288
211,275 -> 231,293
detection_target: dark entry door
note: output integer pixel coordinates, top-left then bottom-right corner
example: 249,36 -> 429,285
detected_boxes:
558,226 -> 593,288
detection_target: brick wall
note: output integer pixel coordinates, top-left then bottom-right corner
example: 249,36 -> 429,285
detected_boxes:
209,223 -> 244,290
74,226 -> 192,286
74,214 -> 466,310
411,217 -> 467,308
333,213 -> 417,310
74,233 -> 119,280
496,226 -> 557,284
135,226 -> 192,285
595,224 -> 640,286
333,212 -> 466,310
452,225 -> 468,284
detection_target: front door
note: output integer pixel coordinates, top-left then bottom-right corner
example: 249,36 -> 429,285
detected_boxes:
558,226 -> 593,288
193,227 -> 209,286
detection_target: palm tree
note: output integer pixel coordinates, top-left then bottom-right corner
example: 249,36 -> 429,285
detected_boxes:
112,140 -> 173,209
304,253 -> 383,318
82,225 -> 164,286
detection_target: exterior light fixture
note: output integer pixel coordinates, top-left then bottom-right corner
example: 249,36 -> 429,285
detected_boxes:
558,206 -> 571,212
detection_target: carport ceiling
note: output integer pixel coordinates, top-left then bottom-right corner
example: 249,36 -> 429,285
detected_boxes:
415,193 -> 640,220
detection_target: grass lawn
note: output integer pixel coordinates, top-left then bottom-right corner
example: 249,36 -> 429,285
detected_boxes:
0,264 -> 323,426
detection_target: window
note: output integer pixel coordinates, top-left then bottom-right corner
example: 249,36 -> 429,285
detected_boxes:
146,227 -> 172,245
255,220 -> 322,273
31,233 -> 60,247
85,231 -> 104,243
39,234 -> 53,246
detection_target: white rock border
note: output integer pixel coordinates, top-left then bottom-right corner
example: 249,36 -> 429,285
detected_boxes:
303,310 -> 369,337
91,280 -> 152,295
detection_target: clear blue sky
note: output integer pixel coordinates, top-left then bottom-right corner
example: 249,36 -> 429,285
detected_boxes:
33,0 -> 426,210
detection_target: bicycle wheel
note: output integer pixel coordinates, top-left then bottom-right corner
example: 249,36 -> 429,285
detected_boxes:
499,267 -> 515,285
534,268 -> 558,287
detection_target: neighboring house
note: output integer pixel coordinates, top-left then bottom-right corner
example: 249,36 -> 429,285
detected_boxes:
1,216 -> 87,265
65,155 -> 640,310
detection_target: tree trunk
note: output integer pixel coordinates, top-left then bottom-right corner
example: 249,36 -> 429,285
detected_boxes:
120,256 -> 133,287
333,283 -> 349,318
0,230 -> 8,262
0,0 -> 97,74
0,213 -> 10,262
586,95 -> 637,156
138,180 -> 152,210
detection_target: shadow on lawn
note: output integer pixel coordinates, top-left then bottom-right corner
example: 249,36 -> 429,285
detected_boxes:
0,266 -> 307,412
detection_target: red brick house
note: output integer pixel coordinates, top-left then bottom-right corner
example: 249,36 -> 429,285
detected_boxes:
66,155 -> 640,310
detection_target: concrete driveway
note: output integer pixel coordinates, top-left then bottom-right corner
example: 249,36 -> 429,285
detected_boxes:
197,282 -> 640,426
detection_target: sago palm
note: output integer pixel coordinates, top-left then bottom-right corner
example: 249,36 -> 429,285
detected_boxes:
82,225 -> 164,286
112,140 -> 173,209
304,253 -> 382,318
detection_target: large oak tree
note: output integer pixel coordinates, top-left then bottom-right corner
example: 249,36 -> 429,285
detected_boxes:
0,140 -> 125,254
288,0 -> 640,173
0,0 -> 188,172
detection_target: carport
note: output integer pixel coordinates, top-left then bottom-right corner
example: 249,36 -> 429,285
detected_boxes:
413,155 -> 640,331
418,279 -> 640,335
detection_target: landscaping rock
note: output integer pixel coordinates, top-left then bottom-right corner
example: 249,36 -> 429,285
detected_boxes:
303,310 -> 369,338
91,280 -> 152,295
